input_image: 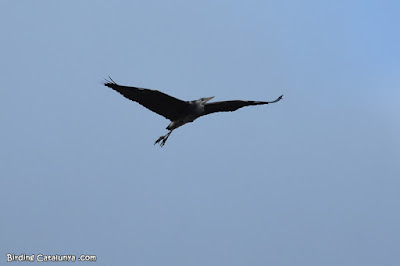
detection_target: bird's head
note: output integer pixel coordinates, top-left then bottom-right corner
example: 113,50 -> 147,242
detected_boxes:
199,96 -> 214,104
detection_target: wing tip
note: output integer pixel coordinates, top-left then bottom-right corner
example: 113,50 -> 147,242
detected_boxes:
103,76 -> 118,88
272,94 -> 283,103
259,94 -> 283,104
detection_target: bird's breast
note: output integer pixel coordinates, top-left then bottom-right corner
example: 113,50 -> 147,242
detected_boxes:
166,115 -> 197,130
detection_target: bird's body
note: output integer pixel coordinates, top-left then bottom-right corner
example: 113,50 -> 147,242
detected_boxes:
104,77 -> 283,146
166,98 -> 209,130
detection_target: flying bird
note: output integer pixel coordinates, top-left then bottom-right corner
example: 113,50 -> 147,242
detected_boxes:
104,77 -> 283,147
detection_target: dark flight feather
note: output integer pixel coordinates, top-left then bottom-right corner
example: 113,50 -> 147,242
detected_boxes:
202,95 -> 283,116
104,77 -> 189,121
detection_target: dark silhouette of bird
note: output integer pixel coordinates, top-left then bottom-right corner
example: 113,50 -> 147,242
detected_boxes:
104,77 -> 283,147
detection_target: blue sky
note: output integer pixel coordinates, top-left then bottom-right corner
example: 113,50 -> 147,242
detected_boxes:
1,1 -> 399,265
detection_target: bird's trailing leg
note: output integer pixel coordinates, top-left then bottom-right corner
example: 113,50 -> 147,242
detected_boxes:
154,130 -> 173,147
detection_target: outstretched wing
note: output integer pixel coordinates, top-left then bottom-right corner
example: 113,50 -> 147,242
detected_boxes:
202,95 -> 283,116
104,77 -> 189,121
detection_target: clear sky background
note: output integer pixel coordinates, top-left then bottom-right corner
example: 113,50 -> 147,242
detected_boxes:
1,1 -> 399,265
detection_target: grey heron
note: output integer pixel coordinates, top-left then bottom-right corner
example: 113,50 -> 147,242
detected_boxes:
104,77 -> 283,147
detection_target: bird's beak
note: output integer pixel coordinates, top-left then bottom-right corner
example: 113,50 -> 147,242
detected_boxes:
205,96 -> 214,103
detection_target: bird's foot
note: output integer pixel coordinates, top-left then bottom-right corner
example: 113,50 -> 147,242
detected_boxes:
154,136 -> 166,147
154,132 -> 172,147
